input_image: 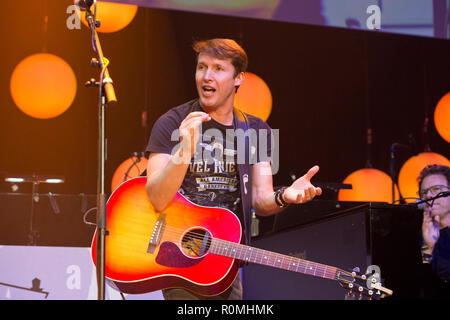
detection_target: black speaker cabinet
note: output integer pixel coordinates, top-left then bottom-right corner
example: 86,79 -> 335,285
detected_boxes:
0,193 -> 97,247
242,202 -> 423,300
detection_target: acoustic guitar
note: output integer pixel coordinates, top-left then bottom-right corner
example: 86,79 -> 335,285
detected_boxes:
91,177 -> 392,299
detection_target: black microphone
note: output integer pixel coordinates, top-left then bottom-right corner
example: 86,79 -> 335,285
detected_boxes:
412,200 -> 426,210
440,191 -> 450,197
75,0 -> 94,11
413,191 -> 450,209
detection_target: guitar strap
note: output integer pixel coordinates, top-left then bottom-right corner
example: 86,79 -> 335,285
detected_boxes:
233,108 -> 252,246
189,99 -> 252,245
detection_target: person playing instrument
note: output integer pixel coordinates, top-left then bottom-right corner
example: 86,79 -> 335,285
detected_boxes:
418,164 -> 450,298
145,38 -> 322,300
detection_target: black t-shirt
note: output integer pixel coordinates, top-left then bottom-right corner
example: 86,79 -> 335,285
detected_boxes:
432,226 -> 450,282
146,99 -> 272,226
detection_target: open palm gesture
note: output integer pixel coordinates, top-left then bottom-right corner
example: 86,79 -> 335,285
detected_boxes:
283,165 -> 322,204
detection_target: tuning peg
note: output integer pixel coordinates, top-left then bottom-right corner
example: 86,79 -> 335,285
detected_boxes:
350,267 -> 360,277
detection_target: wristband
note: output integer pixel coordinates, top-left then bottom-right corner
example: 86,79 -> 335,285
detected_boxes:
279,187 -> 289,206
275,187 -> 289,208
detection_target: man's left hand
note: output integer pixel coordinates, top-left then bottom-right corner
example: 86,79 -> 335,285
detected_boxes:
283,165 -> 322,204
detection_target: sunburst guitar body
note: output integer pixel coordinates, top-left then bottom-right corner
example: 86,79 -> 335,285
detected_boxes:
91,176 -> 241,296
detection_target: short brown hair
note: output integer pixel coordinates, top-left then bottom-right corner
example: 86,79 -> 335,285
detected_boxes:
417,164 -> 450,190
192,38 -> 248,77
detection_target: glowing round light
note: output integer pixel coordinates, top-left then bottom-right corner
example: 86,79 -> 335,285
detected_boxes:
234,72 -> 272,121
398,152 -> 450,203
434,92 -> 450,143
111,156 -> 148,192
338,168 -> 399,203
10,53 -> 77,119
76,1 -> 138,33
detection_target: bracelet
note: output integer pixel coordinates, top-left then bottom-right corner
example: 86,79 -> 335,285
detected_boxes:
279,187 -> 289,206
275,187 -> 289,208
274,189 -> 283,207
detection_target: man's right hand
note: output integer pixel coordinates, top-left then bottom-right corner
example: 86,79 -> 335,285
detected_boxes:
422,207 -> 440,253
146,112 -> 211,212
178,112 -> 211,162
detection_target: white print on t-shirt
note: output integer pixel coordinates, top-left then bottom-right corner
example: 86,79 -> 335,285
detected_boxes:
170,127 -> 279,175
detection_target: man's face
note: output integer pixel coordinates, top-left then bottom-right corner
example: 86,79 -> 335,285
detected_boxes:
420,173 -> 450,218
195,53 -> 243,110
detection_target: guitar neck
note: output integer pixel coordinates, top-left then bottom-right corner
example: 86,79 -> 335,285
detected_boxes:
210,238 -> 338,281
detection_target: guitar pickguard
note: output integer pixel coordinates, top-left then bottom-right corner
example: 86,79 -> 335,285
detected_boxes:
155,241 -> 204,268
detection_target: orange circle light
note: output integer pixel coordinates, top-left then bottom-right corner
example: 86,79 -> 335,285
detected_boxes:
434,92 -> 450,143
76,1 -> 138,33
338,168 -> 399,203
10,53 -> 77,119
111,156 -> 148,192
235,72 -> 272,121
398,152 -> 450,203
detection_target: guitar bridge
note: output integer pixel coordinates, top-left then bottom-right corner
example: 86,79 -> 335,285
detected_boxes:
147,213 -> 166,253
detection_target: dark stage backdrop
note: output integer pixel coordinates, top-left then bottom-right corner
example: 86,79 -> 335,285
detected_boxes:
0,0 -> 449,199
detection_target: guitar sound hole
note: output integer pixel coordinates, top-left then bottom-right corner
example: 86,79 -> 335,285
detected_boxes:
181,229 -> 211,258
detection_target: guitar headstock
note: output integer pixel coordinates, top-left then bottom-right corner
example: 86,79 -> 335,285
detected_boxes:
336,265 -> 393,300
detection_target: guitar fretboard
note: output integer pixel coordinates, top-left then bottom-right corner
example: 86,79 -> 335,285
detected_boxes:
210,238 -> 337,280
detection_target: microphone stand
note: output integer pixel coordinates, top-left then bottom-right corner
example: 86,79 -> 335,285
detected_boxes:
83,5 -> 117,300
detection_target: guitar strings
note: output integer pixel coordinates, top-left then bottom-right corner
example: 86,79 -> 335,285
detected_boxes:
119,222 -> 355,280
161,225 -> 338,273
105,208 -> 362,282
109,195 -> 370,288
113,202 -> 348,277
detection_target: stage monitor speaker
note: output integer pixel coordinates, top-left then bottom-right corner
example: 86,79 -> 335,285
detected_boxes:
242,202 -> 423,300
0,193 -> 97,247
